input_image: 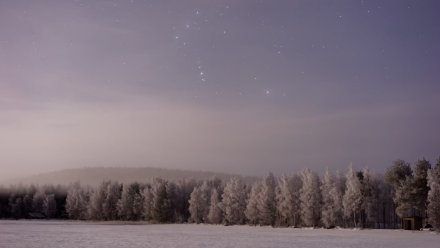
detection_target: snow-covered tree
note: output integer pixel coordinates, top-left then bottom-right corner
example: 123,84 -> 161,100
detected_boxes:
343,166 -> 363,227
174,179 -> 198,222
257,172 -> 277,226
245,181 -> 262,225
394,177 -> 414,218
299,168 -> 321,227
221,177 -> 246,225
428,158 -> 440,231
43,194 -> 57,218
117,182 -> 143,221
385,160 -> 413,219
333,170 -> 345,226
142,185 -> 153,221
151,178 -> 173,223
199,181 -> 212,222
276,175 -> 295,226
412,159 -> 431,212
103,181 -> 121,220
207,188 -> 223,224
65,182 -> 89,220
188,186 -> 204,223
361,168 -> 379,227
88,181 -> 110,220
385,160 -> 413,189
290,174 -> 303,227
32,189 -> 46,214
321,169 -> 338,228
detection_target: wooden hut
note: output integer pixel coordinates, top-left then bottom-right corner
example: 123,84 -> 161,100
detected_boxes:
401,208 -> 425,230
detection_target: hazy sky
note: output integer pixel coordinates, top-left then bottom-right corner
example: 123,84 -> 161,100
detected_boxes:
1,0 -> 439,181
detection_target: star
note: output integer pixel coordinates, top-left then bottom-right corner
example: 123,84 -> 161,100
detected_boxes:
265,89 -> 271,95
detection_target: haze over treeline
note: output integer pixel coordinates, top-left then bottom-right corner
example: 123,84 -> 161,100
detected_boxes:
8,167 -> 255,187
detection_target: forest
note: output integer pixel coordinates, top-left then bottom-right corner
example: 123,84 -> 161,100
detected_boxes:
1,158 -> 439,231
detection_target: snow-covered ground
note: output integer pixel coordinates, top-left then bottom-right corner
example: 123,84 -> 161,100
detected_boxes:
0,220 -> 438,248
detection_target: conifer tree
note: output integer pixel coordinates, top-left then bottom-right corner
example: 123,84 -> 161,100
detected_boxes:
188,186 -> 204,223
257,172 -> 277,226
343,166 -> 363,227
103,181 -> 122,220
65,182 -> 89,220
321,169 -> 338,228
299,168 -> 321,227
142,185 -> 153,221
245,182 -> 262,225
428,158 -> 440,231
207,188 -> 223,224
221,177 -> 246,225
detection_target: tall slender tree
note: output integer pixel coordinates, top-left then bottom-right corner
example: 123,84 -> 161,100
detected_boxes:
428,158 -> 440,231
103,181 -> 122,220
276,175 -> 293,226
343,166 -> 363,227
188,186 -> 204,223
65,182 -> 89,220
207,188 -> 223,224
300,168 -> 321,227
221,177 -> 246,225
321,169 -> 338,228
245,181 -> 262,225
258,172 -> 277,226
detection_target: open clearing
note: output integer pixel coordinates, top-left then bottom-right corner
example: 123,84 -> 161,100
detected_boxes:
0,220 -> 438,248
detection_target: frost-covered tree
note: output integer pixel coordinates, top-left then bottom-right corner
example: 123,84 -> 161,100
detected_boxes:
165,182 -> 178,223
222,177 -> 246,225
43,194 -> 57,218
151,178 -> 173,223
394,177 -> 414,219
290,174 -> 303,227
385,160 -> 413,189
385,160 -> 413,219
428,158 -> 440,231
117,182 -> 143,221
299,168 -> 321,227
343,166 -> 363,227
142,185 -> 153,221
65,182 -> 89,220
199,181 -> 212,222
276,174 -> 301,227
188,186 -> 204,223
88,181 -> 110,220
412,159 -> 431,212
245,181 -> 262,225
361,168 -> 381,227
257,172 -> 277,226
321,169 -> 339,228
103,181 -> 121,220
207,188 -> 223,224
172,179 -> 198,222
333,170 -> 345,226
32,189 -> 46,214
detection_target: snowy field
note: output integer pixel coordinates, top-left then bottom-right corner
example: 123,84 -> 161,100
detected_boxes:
0,221 -> 439,248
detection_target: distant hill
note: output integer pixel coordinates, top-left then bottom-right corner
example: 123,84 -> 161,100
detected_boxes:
9,167 -> 255,186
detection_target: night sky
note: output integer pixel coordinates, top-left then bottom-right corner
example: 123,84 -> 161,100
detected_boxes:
1,0 -> 439,180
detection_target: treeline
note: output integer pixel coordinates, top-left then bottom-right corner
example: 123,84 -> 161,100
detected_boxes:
1,158 -> 439,231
